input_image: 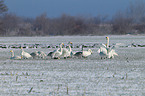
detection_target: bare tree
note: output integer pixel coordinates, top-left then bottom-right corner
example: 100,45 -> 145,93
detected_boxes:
33,13 -> 49,35
126,0 -> 145,23
0,0 -> 7,35
0,0 -> 7,14
1,13 -> 21,36
112,11 -> 133,34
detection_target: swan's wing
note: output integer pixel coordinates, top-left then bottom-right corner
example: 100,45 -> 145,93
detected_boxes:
62,48 -> 69,56
30,51 -> 39,57
111,49 -> 118,56
108,49 -> 118,58
100,43 -> 107,48
70,51 -> 74,56
97,48 -> 101,53
83,51 -> 91,57
98,47 -> 108,55
23,52 -> 32,58
52,51 -> 60,58
74,52 -> 82,57
38,51 -> 47,57
47,52 -> 53,56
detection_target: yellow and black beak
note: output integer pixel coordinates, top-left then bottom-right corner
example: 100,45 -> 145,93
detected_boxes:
62,43 -> 64,45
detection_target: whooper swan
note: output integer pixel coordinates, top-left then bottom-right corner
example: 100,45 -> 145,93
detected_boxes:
10,50 -> 21,60
74,45 -> 92,58
61,42 -> 73,58
51,43 -> 64,59
98,37 -> 118,59
21,47 -> 32,59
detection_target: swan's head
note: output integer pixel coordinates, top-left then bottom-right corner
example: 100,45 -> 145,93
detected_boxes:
106,37 -> 109,40
88,49 -> 92,54
20,47 -> 23,49
60,43 -> 64,48
68,42 -> 72,44
59,43 -> 64,46
10,50 -> 13,52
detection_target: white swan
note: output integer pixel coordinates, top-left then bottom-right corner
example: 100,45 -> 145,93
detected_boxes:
74,45 -> 92,58
82,49 -> 92,57
98,37 -> 118,59
21,47 -> 32,59
51,43 -> 64,59
61,42 -> 73,58
10,50 -> 21,60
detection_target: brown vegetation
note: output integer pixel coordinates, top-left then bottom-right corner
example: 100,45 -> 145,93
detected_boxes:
0,0 -> 145,36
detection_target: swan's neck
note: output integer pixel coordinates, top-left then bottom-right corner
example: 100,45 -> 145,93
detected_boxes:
11,52 -> 14,57
60,44 -> 63,53
21,48 -> 24,52
81,45 -> 84,51
21,49 -> 24,55
69,45 -> 71,52
106,38 -> 109,48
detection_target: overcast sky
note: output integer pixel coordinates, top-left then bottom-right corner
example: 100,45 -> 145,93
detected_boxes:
4,0 -> 142,18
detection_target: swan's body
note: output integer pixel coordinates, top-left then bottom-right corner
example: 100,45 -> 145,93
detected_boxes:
98,37 -> 118,59
74,45 -> 92,58
61,42 -> 73,58
30,51 -> 39,59
51,43 -> 64,59
10,50 -> 21,60
21,47 -> 32,59
97,47 -> 107,58
31,51 -> 46,59
82,49 -> 92,57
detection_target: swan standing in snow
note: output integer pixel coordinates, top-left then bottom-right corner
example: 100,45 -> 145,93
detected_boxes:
74,45 -> 92,58
61,42 -> 73,58
10,50 -> 21,60
21,47 -> 32,59
98,37 -> 118,59
50,43 -> 64,59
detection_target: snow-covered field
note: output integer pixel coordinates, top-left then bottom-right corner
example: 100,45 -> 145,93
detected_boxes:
0,36 -> 145,96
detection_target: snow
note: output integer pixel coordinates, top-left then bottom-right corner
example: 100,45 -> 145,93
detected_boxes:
0,36 -> 145,96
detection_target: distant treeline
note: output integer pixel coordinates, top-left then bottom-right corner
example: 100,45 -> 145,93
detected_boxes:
1,0 -> 145,36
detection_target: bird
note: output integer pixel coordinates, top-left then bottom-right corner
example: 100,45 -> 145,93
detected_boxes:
98,37 -> 118,59
10,50 -> 21,60
47,51 -> 53,58
37,51 -> 47,59
50,43 -> 64,59
21,47 -> 32,59
82,49 -> 92,58
74,45 -> 92,58
61,42 -> 73,58
30,51 -> 46,59
30,51 -> 39,59
97,47 -> 108,59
